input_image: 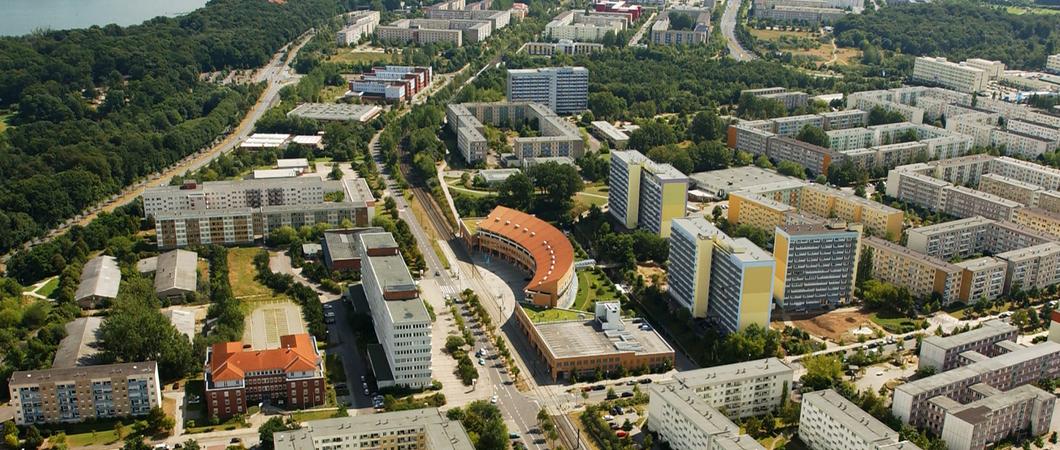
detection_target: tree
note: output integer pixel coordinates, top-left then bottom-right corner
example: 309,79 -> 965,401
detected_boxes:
97,276 -> 196,379
796,125 -> 830,148
589,92 -> 627,120
754,155 -> 773,169
689,109 -> 724,142
527,162 -> 582,220
452,401 -> 508,450
146,407 -> 175,435
496,172 -> 534,212
868,106 -> 906,126
258,417 -> 300,450
777,161 -> 806,179
647,145 -> 693,174
801,354 -> 844,390
629,121 -> 677,150
445,335 -> 466,354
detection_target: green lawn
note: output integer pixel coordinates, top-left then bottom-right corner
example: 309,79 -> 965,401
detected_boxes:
446,177 -> 494,198
228,247 -> 274,298
319,85 -> 349,102
325,353 -> 346,384
869,311 -> 924,334
948,301 -> 1016,320
522,305 -> 590,323
328,49 -> 399,65
573,269 -> 620,312
1006,5 -> 1060,14
292,408 -> 342,422
66,430 -> 120,447
36,276 -> 60,298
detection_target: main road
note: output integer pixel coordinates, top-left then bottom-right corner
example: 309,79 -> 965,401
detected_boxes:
720,0 -> 757,61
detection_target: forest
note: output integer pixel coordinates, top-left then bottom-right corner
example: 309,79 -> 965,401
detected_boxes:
0,0 -> 359,255
833,1 -> 1060,69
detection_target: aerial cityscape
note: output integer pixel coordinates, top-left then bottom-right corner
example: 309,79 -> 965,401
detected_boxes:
0,0 -> 1059,449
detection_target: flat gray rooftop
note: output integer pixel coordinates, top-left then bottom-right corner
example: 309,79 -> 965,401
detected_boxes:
11,361 -> 157,386
897,341 -> 1060,397
75,255 -> 121,302
155,249 -> 198,294
534,319 -> 673,359
803,389 -> 899,445
922,320 -> 1015,352
690,167 -> 799,194
673,357 -> 792,387
287,102 -> 382,122
272,408 -> 474,450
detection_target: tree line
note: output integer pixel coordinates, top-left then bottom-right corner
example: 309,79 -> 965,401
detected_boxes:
0,0 -> 357,255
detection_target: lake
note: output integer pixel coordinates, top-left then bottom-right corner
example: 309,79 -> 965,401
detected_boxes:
0,0 -> 208,37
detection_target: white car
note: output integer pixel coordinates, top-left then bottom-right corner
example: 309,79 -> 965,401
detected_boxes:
490,395 -> 498,404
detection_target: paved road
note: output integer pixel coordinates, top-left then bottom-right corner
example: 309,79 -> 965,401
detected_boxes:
627,11 -> 656,46
720,0 -> 757,61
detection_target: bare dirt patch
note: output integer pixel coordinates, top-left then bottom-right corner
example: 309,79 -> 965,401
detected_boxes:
636,264 -> 667,287
786,308 -> 881,343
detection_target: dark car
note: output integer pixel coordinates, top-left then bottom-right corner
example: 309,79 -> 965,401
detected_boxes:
621,391 -> 634,398
592,385 -> 606,391
638,378 -> 653,384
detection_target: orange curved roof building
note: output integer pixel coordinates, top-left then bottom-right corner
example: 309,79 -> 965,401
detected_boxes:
469,206 -> 576,308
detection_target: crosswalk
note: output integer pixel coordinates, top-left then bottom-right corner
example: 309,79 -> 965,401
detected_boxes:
439,282 -> 460,299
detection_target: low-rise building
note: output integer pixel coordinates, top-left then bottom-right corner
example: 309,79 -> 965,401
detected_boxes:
377,19 -> 464,46
74,255 -> 121,309
773,223 -> 861,313
936,384 -> 1055,450
918,320 -> 1017,372
348,66 -> 432,103
800,389 -> 920,450
609,150 -> 689,237
590,120 -> 631,149
154,249 -> 198,301
9,362 -> 161,425
272,408 -> 475,450
320,227 -> 385,271
204,334 -> 324,419
287,103 -> 382,122
514,301 -> 675,381
651,8 -> 711,46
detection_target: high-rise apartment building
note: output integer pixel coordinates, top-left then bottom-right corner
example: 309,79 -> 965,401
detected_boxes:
9,362 -> 161,425
911,57 -> 988,93
799,389 -> 920,450
359,232 -> 433,389
773,223 -> 861,313
608,150 -> 689,237
506,67 -> 589,114
667,217 -> 774,333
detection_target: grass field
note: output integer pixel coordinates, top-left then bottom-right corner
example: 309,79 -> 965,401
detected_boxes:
446,176 -> 494,198
750,28 -> 860,66
1006,5 -> 1060,14
292,408 -> 342,423
228,247 -> 273,299
328,49 -> 399,65
523,305 -> 590,323
36,276 -> 60,298
573,270 -> 620,312
66,430 -> 120,447
869,311 -> 925,334
319,85 -> 350,102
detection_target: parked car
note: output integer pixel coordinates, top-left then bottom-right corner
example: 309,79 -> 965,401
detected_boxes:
616,431 -> 628,438
591,385 -> 606,391
479,358 -> 486,366
638,378 -> 653,384
491,395 -> 498,404
621,391 -> 634,398
603,415 -> 615,421
509,433 -> 520,439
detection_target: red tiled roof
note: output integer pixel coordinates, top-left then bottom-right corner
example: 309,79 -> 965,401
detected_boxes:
208,334 -> 319,382
476,206 -> 575,297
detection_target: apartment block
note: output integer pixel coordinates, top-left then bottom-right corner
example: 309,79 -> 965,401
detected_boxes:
348,65 -> 432,103
772,223 -> 861,313
918,320 -> 1017,372
937,384 -> 1055,450
727,191 -> 799,231
544,10 -> 626,42
506,66 -> 589,114
862,237 -> 962,304
595,0 -> 643,20
9,362 -> 161,425
205,334 -> 324,419
668,218 -> 775,331
446,101 -> 584,163
943,185 -> 1021,221
753,4 -> 849,23
425,7 -> 511,31
661,358 -> 793,419
1041,191 -> 1060,213
522,40 -> 603,56
647,382 -> 765,450
359,232 -> 433,389
376,20 -> 463,46
906,216 -> 1051,261
651,8 -> 711,46
766,137 -> 839,177
741,88 -> 809,110
911,57 -> 988,93
336,10 -> 380,45
800,184 -> 903,240
146,178 -> 375,249
1012,207 -> 1060,238
1048,54 -> 1060,74
272,409 -> 474,450
989,156 -> 1060,190
996,242 -> 1060,292
608,150 -> 689,237
892,341 -> 1060,432
978,173 -> 1046,207
799,389 -> 920,450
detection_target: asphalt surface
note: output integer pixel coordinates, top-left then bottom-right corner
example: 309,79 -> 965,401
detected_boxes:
720,0 -> 757,61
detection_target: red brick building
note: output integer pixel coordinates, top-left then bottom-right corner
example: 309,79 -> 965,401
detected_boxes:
204,334 -> 324,419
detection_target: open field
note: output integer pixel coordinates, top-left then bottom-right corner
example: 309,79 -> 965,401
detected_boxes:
327,49 -> 399,65
574,269 -> 620,311
35,276 -> 59,298
787,308 -> 882,342
292,408 -> 342,423
228,247 -> 273,298
1005,5 -> 1060,14
750,28 -> 860,66
319,85 -> 350,102
869,311 -> 926,334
